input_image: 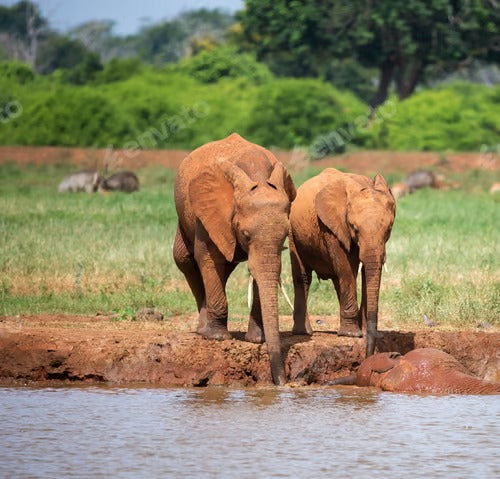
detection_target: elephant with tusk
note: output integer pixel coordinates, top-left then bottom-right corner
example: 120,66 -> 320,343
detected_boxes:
173,133 -> 296,385
329,348 -> 500,394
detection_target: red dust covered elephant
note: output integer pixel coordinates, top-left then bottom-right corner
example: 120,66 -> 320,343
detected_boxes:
331,348 -> 500,394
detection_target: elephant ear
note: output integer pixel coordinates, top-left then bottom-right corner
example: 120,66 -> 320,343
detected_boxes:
315,179 -> 351,251
374,173 -> 397,214
373,174 -> 390,193
266,162 -> 296,202
189,166 -> 237,262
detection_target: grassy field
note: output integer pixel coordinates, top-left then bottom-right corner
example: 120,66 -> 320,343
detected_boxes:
0,162 -> 498,330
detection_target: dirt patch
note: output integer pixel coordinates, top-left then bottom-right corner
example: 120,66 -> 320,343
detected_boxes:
1,314 -> 497,387
0,146 -> 497,174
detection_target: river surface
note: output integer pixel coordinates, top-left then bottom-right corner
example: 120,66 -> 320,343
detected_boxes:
0,386 -> 498,478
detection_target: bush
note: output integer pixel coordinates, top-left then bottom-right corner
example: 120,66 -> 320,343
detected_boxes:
366,83 -> 500,151
245,78 -> 367,148
0,60 -> 34,84
180,46 -> 273,84
96,58 -> 144,84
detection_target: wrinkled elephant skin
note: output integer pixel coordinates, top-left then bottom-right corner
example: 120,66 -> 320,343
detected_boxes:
173,133 -> 296,385
354,348 -> 500,394
289,168 -> 396,357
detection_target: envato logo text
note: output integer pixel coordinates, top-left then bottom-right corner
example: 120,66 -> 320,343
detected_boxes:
0,100 -> 23,124
312,99 -> 397,159
105,101 -> 210,167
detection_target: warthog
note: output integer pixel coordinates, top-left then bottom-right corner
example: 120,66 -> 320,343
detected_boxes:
101,171 -> 139,193
405,169 -> 440,193
58,170 -> 102,193
391,170 -> 459,200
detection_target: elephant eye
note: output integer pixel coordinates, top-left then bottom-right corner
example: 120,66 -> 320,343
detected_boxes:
267,182 -> 277,190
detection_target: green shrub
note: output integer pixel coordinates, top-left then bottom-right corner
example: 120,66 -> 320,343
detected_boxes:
366,83 -> 500,151
96,58 -> 144,84
245,78 -> 367,148
0,60 -> 34,84
180,46 -> 273,84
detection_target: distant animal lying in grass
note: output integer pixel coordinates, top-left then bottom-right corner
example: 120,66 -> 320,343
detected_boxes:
101,171 -> 139,193
391,170 -> 459,199
58,170 -> 102,193
489,182 -> 500,194
329,348 -> 500,394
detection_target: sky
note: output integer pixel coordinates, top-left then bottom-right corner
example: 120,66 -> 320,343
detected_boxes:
0,0 -> 245,35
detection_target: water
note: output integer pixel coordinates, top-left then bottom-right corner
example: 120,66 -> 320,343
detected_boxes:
0,387 -> 498,479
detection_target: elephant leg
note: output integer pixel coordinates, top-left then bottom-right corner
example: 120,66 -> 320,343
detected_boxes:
173,225 -> 207,329
290,233 -> 313,336
246,279 -> 264,343
194,233 -> 232,341
333,272 -> 362,338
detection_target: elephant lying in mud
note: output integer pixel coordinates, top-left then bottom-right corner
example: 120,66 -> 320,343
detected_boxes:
289,168 -> 396,357
330,348 -> 500,394
173,133 -> 296,385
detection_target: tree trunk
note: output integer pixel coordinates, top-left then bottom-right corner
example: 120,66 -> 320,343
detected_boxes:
396,58 -> 423,100
370,60 -> 396,111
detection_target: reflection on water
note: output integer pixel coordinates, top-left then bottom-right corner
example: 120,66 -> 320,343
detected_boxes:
0,386 -> 498,478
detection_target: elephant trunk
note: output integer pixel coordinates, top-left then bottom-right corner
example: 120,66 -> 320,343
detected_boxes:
362,256 -> 383,357
251,251 -> 286,385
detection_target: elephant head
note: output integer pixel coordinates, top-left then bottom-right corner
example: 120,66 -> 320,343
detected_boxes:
355,352 -> 402,387
315,173 -> 396,356
189,158 -> 296,385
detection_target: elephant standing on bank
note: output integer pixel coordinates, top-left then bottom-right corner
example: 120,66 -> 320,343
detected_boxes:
173,133 -> 296,385
289,168 -> 396,357
331,348 -> 500,394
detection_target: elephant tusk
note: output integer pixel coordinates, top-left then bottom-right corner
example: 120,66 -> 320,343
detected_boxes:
384,263 -> 388,273
248,274 -> 253,309
279,279 -> 294,312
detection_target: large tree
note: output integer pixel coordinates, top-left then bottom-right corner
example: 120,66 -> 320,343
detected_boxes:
241,0 -> 500,107
0,0 -> 47,68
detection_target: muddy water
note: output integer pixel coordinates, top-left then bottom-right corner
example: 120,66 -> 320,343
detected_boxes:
0,387 -> 498,478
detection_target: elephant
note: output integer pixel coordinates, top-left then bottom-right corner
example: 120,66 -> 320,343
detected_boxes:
330,348 -> 500,394
289,168 -> 396,357
173,133 -> 296,385
58,170 -> 102,193
101,171 -> 139,193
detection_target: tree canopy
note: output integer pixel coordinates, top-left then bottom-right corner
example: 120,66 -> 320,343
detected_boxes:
241,0 -> 500,106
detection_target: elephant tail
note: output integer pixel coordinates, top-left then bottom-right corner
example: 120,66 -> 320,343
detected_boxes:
327,375 -> 356,386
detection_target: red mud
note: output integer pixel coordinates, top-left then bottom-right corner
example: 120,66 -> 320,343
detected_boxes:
0,146 -> 498,174
0,315 -> 498,387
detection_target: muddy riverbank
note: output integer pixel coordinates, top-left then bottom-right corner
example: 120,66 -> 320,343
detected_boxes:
1,314 -> 498,387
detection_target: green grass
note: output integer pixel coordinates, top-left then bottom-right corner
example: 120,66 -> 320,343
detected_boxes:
0,162 -> 498,329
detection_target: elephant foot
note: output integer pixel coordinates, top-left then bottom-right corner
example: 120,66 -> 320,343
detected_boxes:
292,313 -> 313,336
246,316 -> 265,343
197,322 -> 232,341
292,325 -> 313,336
245,330 -> 265,344
338,323 -> 363,338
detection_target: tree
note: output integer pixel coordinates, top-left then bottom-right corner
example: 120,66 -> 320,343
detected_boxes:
0,1 -> 47,68
241,0 -> 500,107
70,20 -> 133,62
36,35 -> 92,73
133,9 -> 236,65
